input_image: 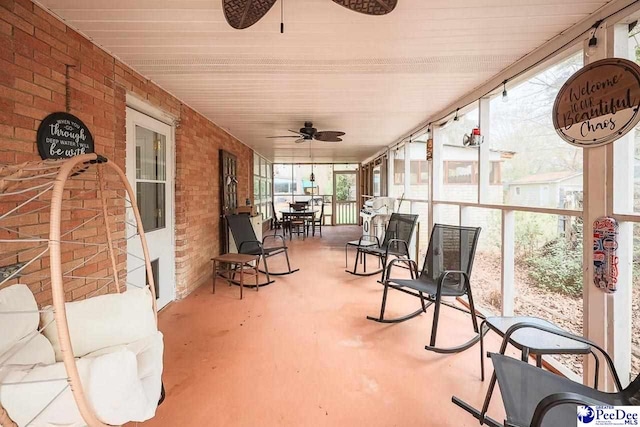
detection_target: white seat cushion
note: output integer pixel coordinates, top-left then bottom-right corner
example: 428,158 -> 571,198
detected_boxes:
41,287 -> 157,361
0,332 -> 164,426
0,333 -> 55,366
0,284 -> 39,356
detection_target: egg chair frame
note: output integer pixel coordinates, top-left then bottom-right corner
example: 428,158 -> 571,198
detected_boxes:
0,153 -> 158,427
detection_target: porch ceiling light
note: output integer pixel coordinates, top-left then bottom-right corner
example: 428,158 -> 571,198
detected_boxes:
585,19 -> 603,57
502,80 -> 509,103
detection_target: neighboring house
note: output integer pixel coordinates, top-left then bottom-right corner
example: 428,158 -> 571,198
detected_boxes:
507,171 -> 583,208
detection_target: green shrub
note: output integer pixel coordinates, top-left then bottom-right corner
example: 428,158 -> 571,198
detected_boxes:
526,237 -> 583,297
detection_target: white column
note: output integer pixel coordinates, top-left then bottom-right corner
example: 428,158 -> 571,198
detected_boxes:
387,148 -> 394,197
460,206 -> 472,226
478,97 -> 491,204
582,22 -> 610,389
501,210 -> 515,315
404,142 -> 411,200
429,126 -> 443,232
607,23 -> 634,387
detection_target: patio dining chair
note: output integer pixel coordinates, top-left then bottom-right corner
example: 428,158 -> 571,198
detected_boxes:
454,321 -> 629,427
270,201 -> 285,234
346,213 -> 418,283
226,214 -> 299,286
367,223 -> 483,354
306,203 -> 324,237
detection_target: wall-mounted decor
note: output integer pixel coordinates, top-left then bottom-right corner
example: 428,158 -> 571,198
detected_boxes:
552,58 -> 640,148
426,138 -> 433,161
36,112 -> 94,160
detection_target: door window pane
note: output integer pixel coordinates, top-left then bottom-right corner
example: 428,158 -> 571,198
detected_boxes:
137,182 -> 166,231
136,126 -> 166,181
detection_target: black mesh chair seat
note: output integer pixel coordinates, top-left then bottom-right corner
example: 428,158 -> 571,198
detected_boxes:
390,277 -> 465,297
491,353 -> 615,427
242,245 -> 286,256
367,223 -> 483,354
452,321 -> 632,427
226,214 -> 299,286
346,213 -> 418,281
362,246 -> 409,258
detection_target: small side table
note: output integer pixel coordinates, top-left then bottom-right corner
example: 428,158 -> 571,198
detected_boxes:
452,316 -> 597,427
211,253 -> 260,299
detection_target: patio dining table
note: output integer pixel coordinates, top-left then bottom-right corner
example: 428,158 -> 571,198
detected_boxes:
280,208 -> 319,239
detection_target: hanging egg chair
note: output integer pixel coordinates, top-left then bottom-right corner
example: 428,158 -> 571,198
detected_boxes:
0,153 -> 164,427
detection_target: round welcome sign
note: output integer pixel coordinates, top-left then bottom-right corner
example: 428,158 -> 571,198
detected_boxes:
36,112 -> 94,160
553,58 -> 640,147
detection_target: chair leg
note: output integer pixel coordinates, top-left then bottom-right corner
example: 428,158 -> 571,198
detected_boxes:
429,294 -> 442,347
480,320 -> 487,381
284,249 -> 294,274
379,255 -> 388,283
212,260 -> 217,294
262,255 -> 272,284
377,279 -> 391,320
352,248 -> 361,274
418,291 -> 426,312
466,284 -> 480,334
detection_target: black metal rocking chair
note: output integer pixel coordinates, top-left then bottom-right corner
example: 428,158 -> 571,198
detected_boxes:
346,213 -> 418,283
367,223 -> 483,354
453,321 -> 629,427
226,214 -> 299,286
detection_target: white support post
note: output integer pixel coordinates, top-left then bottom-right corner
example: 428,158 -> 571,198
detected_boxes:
478,97 -> 491,204
460,206 -> 471,227
501,210 -> 515,316
607,23 -> 634,387
429,126 -> 443,232
387,148 -> 394,198
582,22 -> 610,389
404,142 -> 411,201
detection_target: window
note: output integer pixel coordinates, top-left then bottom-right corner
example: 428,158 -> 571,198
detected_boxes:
445,161 -> 475,184
253,153 -> 272,220
410,160 -> 429,184
489,52 -> 583,207
394,159 -> 429,185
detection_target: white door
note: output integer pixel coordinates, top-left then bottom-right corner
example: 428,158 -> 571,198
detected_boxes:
126,108 -> 175,309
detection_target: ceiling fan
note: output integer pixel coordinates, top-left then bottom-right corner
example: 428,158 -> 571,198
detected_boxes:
222,0 -> 398,30
268,121 -> 345,143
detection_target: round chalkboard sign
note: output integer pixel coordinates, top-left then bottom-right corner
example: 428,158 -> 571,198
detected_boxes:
552,58 -> 640,148
36,112 -> 94,160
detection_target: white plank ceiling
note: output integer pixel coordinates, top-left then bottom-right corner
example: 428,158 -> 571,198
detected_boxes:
37,0 -> 610,162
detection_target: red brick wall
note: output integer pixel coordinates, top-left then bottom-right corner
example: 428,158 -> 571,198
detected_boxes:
0,0 -> 253,304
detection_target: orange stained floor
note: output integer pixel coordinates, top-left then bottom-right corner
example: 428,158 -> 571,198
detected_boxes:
139,225 -> 508,427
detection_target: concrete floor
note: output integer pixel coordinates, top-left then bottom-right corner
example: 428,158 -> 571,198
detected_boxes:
139,226 -> 507,427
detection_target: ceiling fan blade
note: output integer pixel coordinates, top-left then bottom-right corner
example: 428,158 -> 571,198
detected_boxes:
314,131 -> 345,142
222,0 -> 277,30
267,135 -> 302,139
294,138 -> 306,144
331,0 -> 397,16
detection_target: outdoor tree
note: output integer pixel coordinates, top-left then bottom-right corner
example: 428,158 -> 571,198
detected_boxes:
336,175 -> 352,201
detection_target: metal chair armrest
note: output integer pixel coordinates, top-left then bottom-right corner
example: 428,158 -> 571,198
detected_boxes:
531,392 -> 605,427
263,234 -> 285,246
435,270 -> 470,295
498,322 -> 623,392
385,238 -> 410,257
385,258 -> 419,282
357,235 -> 380,247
